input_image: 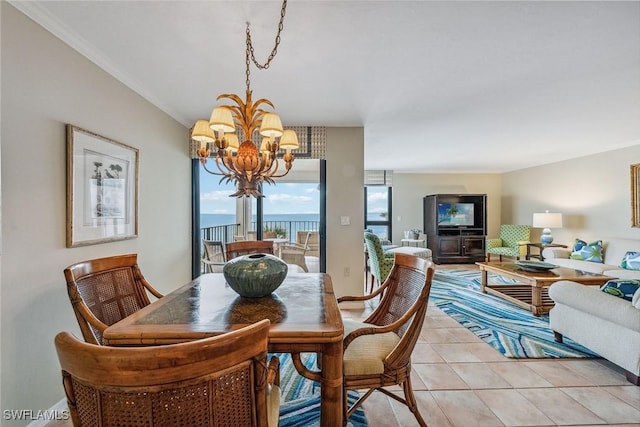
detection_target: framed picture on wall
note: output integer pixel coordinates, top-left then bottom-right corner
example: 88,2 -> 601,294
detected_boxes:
631,163 -> 640,228
66,124 -> 139,247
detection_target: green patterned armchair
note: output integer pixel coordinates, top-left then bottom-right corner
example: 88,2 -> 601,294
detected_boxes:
364,232 -> 395,293
486,224 -> 531,261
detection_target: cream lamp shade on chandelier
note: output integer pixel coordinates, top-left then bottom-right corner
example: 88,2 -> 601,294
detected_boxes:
532,211 -> 563,245
191,0 -> 298,198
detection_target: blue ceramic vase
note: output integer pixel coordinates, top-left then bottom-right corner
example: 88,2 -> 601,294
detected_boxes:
223,253 -> 288,298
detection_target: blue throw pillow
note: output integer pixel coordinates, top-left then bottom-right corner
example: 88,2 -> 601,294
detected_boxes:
619,251 -> 640,270
600,279 -> 640,301
570,239 -> 604,263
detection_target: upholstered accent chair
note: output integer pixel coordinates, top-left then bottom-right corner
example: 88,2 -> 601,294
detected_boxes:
364,231 -> 395,294
337,253 -> 435,426
63,254 -> 163,345
486,224 -> 531,261
54,319 -> 281,427
225,240 -> 274,261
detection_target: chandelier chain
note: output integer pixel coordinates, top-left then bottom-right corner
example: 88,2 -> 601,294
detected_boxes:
245,0 -> 288,92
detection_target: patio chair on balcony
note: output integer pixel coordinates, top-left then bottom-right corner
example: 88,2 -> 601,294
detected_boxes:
298,230 -> 319,257
202,239 -> 226,273
280,231 -> 311,272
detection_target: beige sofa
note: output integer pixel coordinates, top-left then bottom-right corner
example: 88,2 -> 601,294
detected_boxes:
542,237 -> 640,279
549,280 -> 640,385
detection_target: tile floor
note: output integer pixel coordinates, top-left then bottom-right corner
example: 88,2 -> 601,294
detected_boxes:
341,263 -> 640,427
47,263 -> 640,427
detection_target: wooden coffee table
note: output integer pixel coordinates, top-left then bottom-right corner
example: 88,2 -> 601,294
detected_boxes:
475,262 -> 610,316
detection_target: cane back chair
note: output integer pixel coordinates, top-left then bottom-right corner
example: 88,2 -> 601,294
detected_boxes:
63,254 -> 163,345
226,240 -> 274,261
54,319 -> 281,427
337,253 -> 435,426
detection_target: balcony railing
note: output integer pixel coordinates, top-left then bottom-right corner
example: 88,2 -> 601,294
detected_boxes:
200,220 -> 320,247
200,224 -> 241,246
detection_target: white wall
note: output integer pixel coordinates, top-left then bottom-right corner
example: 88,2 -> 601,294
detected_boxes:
326,128 -> 365,298
502,144 -> 640,244
1,3 -> 191,423
391,173 -> 503,244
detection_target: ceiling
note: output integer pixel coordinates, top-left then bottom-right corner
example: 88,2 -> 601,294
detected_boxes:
11,1 -> 640,173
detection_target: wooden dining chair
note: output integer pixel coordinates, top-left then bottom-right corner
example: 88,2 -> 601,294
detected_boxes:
337,253 -> 435,426
63,254 -> 163,345
55,319 -> 281,427
226,240 -> 274,261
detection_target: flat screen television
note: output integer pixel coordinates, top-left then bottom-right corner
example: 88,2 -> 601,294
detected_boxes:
437,202 -> 475,226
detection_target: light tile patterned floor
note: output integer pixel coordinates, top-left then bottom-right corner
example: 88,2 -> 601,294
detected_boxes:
343,264 -> 640,427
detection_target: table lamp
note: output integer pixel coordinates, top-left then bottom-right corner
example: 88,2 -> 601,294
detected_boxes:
532,211 -> 563,245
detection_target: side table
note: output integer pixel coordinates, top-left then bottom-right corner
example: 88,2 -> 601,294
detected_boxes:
525,243 -> 568,261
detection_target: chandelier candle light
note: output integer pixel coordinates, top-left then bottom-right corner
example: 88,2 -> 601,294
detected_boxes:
191,0 -> 297,198
532,210 -> 563,245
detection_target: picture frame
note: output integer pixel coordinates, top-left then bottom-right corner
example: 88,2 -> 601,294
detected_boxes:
66,125 -> 139,247
631,163 -> 640,228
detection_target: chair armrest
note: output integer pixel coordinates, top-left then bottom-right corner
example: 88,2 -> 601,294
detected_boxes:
343,303 -> 419,349
338,281 -> 387,303
486,238 -> 502,250
343,324 -> 393,349
142,283 -> 164,299
267,355 -> 280,387
517,240 -> 530,257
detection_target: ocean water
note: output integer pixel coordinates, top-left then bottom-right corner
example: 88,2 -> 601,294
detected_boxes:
201,213 -> 320,229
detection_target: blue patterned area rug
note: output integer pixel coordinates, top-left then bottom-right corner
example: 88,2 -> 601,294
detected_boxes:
277,352 -> 367,427
430,269 -> 600,359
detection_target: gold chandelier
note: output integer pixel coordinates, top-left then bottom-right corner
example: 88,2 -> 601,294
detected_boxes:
191,0 -> 297,198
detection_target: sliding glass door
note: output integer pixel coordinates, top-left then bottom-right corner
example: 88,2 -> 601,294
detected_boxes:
192,159 -> 326,277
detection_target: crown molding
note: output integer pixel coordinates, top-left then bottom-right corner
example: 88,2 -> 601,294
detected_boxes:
8,1 -> 190,126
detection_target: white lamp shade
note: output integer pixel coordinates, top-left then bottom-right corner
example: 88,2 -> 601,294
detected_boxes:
209,107 -> 235,133
532,212 -> 563,228
191,119 -> 216,143
224,133 -> 239,152
279,129 -> 299,150
259,113 -> 284,138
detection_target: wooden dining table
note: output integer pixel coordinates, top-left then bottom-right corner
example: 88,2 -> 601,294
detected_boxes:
103,272 -> 344,426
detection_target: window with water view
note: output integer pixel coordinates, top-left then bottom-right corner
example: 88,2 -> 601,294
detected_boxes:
365,186 -> 392,241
